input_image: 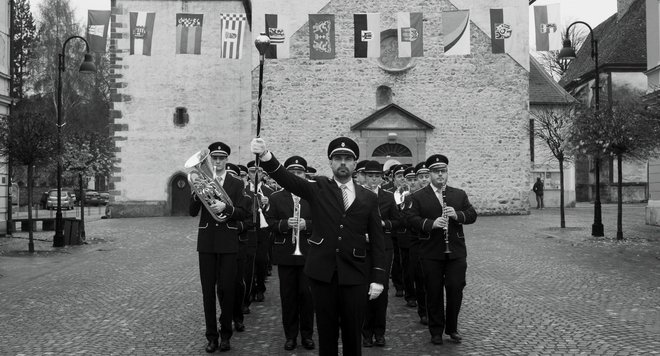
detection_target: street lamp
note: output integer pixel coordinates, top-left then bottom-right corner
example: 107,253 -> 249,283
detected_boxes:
252,32 -> 270,225
558,21 -> 604,237
53,36 -> 96,247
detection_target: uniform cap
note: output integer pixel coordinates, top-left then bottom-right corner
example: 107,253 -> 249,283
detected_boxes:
392,164 -> 406,176
327,137 -> 359,160
404,166 -> 416,178
284,156 -> 308,171
225,163 -> 239,176
238,164 -> 248,174
363,160 -> 383,174
426,154 -> 449,169
355,160 -> 368,173
208,141 -> 230,157
415,161 -> 429,175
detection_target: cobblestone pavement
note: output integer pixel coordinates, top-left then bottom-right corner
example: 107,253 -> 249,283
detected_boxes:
1,204 -> 659,355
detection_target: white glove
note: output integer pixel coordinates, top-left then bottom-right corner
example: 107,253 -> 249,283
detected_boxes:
251,138 -> 267,156
368,283 -> 384,300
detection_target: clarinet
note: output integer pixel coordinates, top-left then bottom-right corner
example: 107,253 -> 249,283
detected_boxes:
441,184 -> 452,254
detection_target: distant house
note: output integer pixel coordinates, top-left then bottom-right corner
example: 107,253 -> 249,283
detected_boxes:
643,0 -> 660,226
559,0 -> 649,204
529,55 -> 577,207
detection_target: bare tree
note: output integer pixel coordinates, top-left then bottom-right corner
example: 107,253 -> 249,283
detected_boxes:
531,105 -> 578,228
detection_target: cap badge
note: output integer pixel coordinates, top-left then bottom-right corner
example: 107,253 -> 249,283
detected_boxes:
341,142 -> 346,147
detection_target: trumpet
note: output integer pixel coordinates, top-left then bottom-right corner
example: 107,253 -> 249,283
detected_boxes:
185,149 -> 233,222
441,184 -> 452,254
291,195 -> 303,256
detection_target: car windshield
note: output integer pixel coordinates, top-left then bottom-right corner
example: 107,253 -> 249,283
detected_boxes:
49,191 -> 66,197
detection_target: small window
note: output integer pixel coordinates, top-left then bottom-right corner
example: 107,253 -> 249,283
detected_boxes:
376,86 -> 393,107
173,107 -> 189,127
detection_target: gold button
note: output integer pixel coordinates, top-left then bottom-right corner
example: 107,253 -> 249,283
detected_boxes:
340,225 -> 343,228
336,248 -> 339,252
338,236 -> 342,241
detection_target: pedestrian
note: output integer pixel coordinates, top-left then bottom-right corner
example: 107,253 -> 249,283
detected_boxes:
189,142 -> 252,353
251,136 -> 387,356
533,177 -> 544,209
404,154 -> 477,346
361,160 -> 401,348
264,155 -> 316,351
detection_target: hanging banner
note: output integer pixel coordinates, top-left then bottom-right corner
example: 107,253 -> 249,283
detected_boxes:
442,10 -> 470,55
309,14 -> 335,60
220,13 -> 248,59
176,13 -> 203,54
354,13 -> 380,58
397,12 -> 423,57
533,4 -> 561,51
130,11 -> 156,56
87,10 -> 111,53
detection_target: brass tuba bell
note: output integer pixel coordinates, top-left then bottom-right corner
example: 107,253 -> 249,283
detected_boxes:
185,149 -> 234,222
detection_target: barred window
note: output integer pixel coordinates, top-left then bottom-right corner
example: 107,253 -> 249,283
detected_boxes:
173,107 -> 189,127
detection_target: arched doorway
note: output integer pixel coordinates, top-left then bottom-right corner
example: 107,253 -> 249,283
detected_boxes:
372,143 -> 413,166
170,173 -> 191,216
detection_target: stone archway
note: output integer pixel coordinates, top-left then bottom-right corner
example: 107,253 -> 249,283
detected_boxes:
170,173 -> 190,216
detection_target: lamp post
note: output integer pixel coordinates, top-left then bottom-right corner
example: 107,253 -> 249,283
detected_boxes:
558,21 -> 604,237
53,36 -> 96,247
252,32 -> 270,225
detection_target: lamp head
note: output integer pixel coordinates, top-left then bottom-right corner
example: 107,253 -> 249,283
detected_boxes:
254,32 -> 271,56
558,39 -> 576,60
79,53 -> 97,73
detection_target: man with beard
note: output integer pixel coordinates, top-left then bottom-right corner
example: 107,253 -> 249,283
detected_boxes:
361,160 -> 401,348
189,142 -> 252,353
404,154 -> 477,345
251,137 -> 387,356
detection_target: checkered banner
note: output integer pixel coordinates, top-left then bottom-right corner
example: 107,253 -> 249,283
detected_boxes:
220,13 -> 247,59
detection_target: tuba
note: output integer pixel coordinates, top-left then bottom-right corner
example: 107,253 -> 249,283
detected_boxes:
185,149 -> 233,222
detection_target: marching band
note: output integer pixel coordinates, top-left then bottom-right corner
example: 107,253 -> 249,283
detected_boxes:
189,138 -> 477,354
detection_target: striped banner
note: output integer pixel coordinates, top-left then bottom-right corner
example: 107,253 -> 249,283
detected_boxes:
130,12 -> 156,56
87,10 -> 111,53
397,12 -> 423,57
176,13 -> 203,54
533,4 -> 561,51
354,13 -> 380,58
265,14 -> 283,58
220,13 -> 247,59
442,10 -> 470,55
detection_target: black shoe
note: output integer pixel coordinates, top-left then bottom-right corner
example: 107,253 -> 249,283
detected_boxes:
219,339 -> 231,352
420,316 -> 428,325
284,339 -> 297,350
301,338 -> 315,350
205,339 -> 218,353
448,332 -> 462,343
374,335 -> 386,347
431,335 -> 444,345
255,292 -> 265,302
362,336 -> 374,347
395,290 -> 404,297
242,306 -> 251,314
406,299 -> 418,308
234,321 -> 245,332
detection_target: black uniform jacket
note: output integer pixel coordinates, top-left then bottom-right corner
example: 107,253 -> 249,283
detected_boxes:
375,187 -> 401,250
265,190 -> 313,266
190,173 -> 252,254
261,155 -> 388,286
404,184 -> 477,260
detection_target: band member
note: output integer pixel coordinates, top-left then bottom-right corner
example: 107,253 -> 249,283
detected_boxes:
189,142 -> 252,353
354,160 -> 368,186
400,165 -> 418,307
410,161 -> 431,325
224,163 -> 247,333
251,136 -> 387,356
380,166 -> 395,192
390,164 -> 407,297
306,166 -> 317,180
247,160 -> 275,302
361,160 -> 401,348
238,164 -> 249,188
265,156 -> 316,351
404,154 -> 477,345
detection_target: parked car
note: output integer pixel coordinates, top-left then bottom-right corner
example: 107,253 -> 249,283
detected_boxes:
45,189 -> 75,210
84,191 -> 102,206
99,192 -> 110,205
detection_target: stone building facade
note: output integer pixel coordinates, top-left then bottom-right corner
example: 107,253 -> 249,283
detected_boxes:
0,0 -> 11,235
110,0 -> 531,217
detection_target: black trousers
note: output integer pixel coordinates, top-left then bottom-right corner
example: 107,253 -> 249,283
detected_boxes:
362,248 -> 393,338
278,265 -> 314,341
410,244 -> 427,319
420,257 -> 467,336
400,246 -> 416,301
243,249 -> 256,307
232,249 -> 246,323
254,231 -> 271,294
391,237 -> 404,291
309,273 -> 369,356
199,252 -> 238,341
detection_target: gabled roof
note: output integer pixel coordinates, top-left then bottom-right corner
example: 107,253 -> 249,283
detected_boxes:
559,0 -> 646,91
529,55 -> 577,105
350,103 -> 434,131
